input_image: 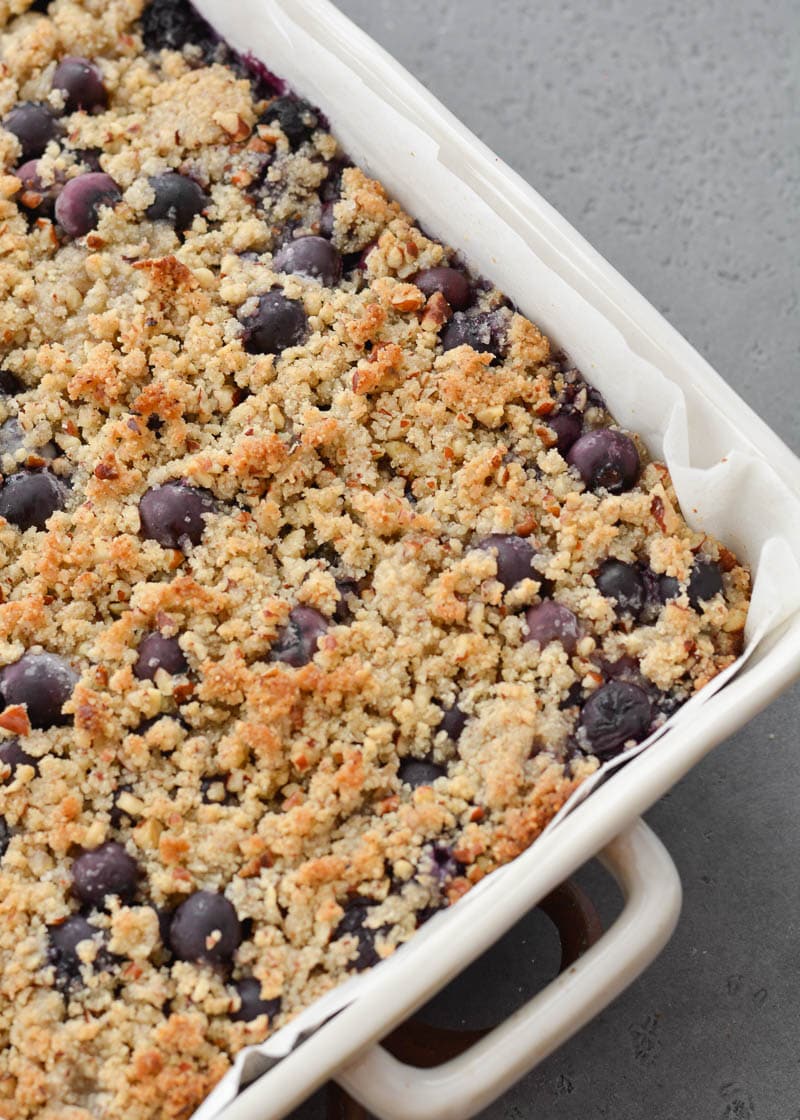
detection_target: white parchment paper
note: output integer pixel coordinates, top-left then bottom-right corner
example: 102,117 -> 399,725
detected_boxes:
187,3 -> 800,1115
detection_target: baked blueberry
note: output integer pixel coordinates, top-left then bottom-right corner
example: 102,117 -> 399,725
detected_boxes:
0,739 -> 37,782
658,574 -> 680,602
269,606 -> 328,668
475,533 -> 536,589
200,774 -> 236,805
333,578 -> 359,623
0,652 -> 78,729
260,96 -> 319,149
421,842 -> 464,888
169,890 -> 242,964
52,57 -> 108,114
687,559 -> 724,608
71,842 -> 139,907
547,410 -> 583,455
0,817 -> 10,860
140,0 -> 216,54
138,482 -> 214,549
566,429 -> 639,493
240,291 -> 308,355
438,701 -> 467,742
319,156 -> 349,202
272,235 -> 342,285
133,632 -> 188,681
578,681 -> 652,759
0,370 -> 23,395
441,311 -> 505,358
318,200 -> 335,239
48,915 -> 107,983
109,782 -> 135,829
398,758 -> 446,787
595,560 -> 645,618
333,900 -> 381,971
146,172 -> 208,231
14,159 -> 64,219
69,146 -> 103,172
3,102 -> 59,162
0,418 -> 30,458
524,600 -> 581,654
0,418 -> 56,460
55,172 -> 121,237
410,267 -> 471,311
0,470 -> 67,530
230,978 -> 281,1023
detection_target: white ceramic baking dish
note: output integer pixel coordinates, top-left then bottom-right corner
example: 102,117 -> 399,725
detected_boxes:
186,2 -> 800,1117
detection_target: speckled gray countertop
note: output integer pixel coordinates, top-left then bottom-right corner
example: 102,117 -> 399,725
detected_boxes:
295,2 -> 800,1117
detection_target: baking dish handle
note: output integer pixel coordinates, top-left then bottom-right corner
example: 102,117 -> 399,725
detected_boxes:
334,818 -> 681,1120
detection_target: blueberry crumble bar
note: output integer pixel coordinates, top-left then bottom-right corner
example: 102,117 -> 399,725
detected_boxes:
0,2 -> 750,1116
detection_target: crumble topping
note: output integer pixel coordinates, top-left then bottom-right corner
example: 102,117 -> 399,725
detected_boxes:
0,3 -> 749,1117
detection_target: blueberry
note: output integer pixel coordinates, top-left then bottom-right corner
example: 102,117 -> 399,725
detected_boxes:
333,578 -> 359,623
547,410 -> 583,455
0,652 -> 78,729
410,267 -> 471,311
559,681 -> 584,711
55,172 -> 121,237
0,419 -> 29,457
272,235 -> 342,285
231,977 -> 281,1023
269,606 -> 328,668
3,102 -> 59,162
441,311 -> 505,358
0,470 -> 67,530
687,559 -> 724,608
52,57 -> 107,114
48,915 -> 114,986
146,172 -> 208,231
154,905 -> 174,950
0,418 -> 56,460
319,157 -> 349,203
71,841 -> 139,907
200,774 -> 235,805
438,702 -> 467,742
332,900 -> 381,971
578,681 -> 652,759
140,0 -> 216,54
420,842 -> 464,888
169,890 -> 242,964
0,739 -> 37,782
133,632 -> 188,681
49,916 -> 100,978
0,817 -> 9,860
475,533 -> 537,589
14,159 -> 63,219
398,758 -> 446,787
524,600 -> 581,654
69,146 -> 103,172
595,560 -> 645,618
318,200 -> 335,239
658,575 -> 680,602
600,654 -> 641,683
566,429 -> 640,494
0,370 -> 23,395
260,96 -> 319,149
138,482 -> 214,549
240,291 -> 308,355
109,782 -> 134,828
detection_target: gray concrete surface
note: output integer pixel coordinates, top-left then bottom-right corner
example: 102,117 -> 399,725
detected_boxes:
294,2 -> 800,1117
